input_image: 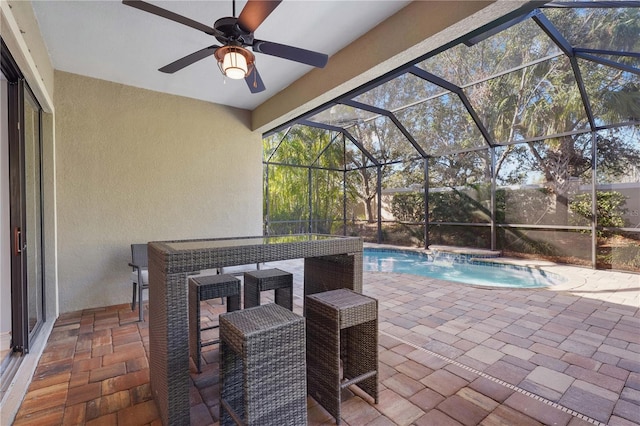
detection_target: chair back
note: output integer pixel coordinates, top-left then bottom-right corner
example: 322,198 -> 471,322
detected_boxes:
131,244 -> 148,268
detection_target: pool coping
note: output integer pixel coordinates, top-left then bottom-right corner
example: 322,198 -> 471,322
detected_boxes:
363,243 -> 588,290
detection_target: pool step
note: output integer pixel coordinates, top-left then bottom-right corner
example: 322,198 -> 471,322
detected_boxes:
428,245 -> 502,259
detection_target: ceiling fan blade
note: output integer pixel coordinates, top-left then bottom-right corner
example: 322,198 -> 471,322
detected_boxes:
237,0 -> 282,33
158,45 -> 220,73
253,40 -> 328,68
245,66 -> 266,93
122,0 -> 219,36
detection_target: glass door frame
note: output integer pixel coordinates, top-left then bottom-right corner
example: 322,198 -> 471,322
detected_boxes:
1,39 -> 45,354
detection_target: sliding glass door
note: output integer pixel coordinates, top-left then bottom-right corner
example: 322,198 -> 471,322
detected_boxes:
1,40 -> 45,357
22,87 -> 44,343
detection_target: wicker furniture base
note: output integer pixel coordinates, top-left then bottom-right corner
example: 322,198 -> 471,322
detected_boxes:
219,303 -> 307,426
189,274 -> 241,373
243,269 -> 293,311
305,289 -> 378,425
148,235 -> 361,425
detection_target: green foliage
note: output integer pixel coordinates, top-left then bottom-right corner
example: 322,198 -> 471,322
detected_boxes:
429,225 -> 491,249
569,191 -> 628,229
390,184 -> 491,224
430,185 -> 491,223
498,186 -> 557,224
611,244 -> 640,270
264,127 -> 351,233
500,229 -> 560,257
390,193 -> 424,222
597,129 -> 640,182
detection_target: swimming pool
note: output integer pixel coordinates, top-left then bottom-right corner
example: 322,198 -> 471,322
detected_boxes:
363,248 -> 564,288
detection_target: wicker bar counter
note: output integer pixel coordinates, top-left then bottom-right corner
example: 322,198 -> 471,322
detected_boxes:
147,234 -> 362,426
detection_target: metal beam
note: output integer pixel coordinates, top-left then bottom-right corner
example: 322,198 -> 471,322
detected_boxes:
542,1 -> 640,8
335,68 -> 411,105
409,67 -> 459,93
533,13 -> 574,57
534,13 -> 597,129
311,132 -> 342,168
265,2 -> 544,138
265,126 -> 293,163
340,99 -> 429,158
464,10 -> 540,46
265,164 -> 270,234
575,48 -> 640,59
308,168 -> 312,233
409,66 -> 494,147
424,158 -> 429,249
591,132 -> 598,269
299,119 -> 380,166
456,94 -> 495,147
490,147 -> 497,250
263,161 -> 344,173
377,166 -> 382,243
343,166 -> 347,236
576,52 -> 640,76
570,56 -> 597,130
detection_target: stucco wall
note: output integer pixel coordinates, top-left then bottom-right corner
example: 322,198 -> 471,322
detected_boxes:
54,71 -> 262,313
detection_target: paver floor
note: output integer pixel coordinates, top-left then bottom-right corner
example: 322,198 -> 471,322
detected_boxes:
12,256 -> 640,425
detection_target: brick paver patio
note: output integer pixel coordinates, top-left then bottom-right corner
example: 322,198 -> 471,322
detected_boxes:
12,255 -> 640,425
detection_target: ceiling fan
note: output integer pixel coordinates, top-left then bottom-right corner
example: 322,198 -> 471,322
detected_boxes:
122,0 -> 329,94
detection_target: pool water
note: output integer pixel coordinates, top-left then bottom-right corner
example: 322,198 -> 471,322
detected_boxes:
363,249 -> 563,288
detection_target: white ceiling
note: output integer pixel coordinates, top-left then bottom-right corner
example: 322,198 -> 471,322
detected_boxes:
31,0 -> 411,110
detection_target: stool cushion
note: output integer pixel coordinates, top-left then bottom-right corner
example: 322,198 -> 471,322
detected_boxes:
191,274 -> 240,300
244,268 -> 292,290
244,269 -> 294,310
189,274 -> 241,373
306,288 -> 377,328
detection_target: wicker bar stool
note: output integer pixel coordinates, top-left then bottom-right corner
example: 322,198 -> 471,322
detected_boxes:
189,274 -> 241,373
305,288 -> 378,425
219,303 -> 307,426
243,268 -> 293,311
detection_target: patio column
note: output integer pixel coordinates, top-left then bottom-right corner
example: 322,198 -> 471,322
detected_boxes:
264,164 -> 270,235
377,165 -> 382,243
308,167 -> 312,234
590,131 -> 597,269
490,147 -> 496,251
343,168 -> 347,236
424,157 -> 429,249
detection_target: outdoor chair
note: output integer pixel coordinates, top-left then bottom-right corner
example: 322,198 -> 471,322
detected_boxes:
129,243 -> 148,322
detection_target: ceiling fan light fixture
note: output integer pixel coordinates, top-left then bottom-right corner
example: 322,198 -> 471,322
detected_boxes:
215,45 -> 254,80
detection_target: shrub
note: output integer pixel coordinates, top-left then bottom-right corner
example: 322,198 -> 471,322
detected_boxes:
570,191 -> 628,234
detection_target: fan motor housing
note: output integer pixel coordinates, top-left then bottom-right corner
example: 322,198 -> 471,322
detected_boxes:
214,17 -> 252,45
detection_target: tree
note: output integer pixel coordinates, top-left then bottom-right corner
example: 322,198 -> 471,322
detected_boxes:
264,126 -> 346,234
390,193 -> 424,222
342,81 -> 427,222
264,5 -> 640,245
448,7 -> 640,225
